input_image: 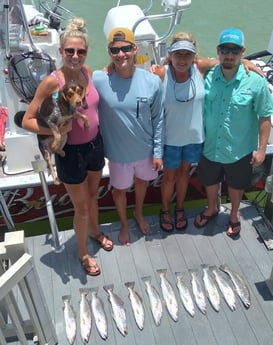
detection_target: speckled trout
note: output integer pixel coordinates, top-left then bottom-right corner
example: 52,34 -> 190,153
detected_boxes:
79,288 -> 92,344
219,263 -> 251,309
103,284 -> 128,336
201,264 -> 221,312
142,276 -> 163,326
189,269 -> 207,315
175,272 -> 195,317
90,287 -> 108,340
125,281 -> 145,330
210,265 -> 236,311
62,295 -> 77,345
157,269 -> 179,322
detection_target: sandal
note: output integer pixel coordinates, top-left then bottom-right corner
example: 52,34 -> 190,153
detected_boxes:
194,209 -> 218,228
91,232 -> 113,251
174,208 -> 188,231
79,255 -> 101,276
159,210 -> 174,232
226,221 -> 241,238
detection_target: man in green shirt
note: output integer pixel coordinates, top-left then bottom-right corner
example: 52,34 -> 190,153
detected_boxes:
194,27 -> 273,237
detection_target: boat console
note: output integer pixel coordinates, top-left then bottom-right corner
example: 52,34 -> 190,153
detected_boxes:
0,0 -> 73,173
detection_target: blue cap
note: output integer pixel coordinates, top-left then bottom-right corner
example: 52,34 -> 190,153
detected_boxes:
218,28 -> 244,47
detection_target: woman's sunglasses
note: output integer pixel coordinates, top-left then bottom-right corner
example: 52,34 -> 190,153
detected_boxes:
109,45 -> 133,55
64,48 -> 87,57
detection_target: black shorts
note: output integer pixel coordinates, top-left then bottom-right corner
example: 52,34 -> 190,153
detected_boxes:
55,132 -> 105,184
198,153 -> 253,190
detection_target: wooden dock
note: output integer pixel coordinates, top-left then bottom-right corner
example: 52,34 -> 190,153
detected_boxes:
4,201 -> 273,345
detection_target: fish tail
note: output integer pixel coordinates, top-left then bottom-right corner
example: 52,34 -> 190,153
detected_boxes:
79,287 -> 90,295
200,264 -> 209,270
189,268 -> 198,275
124,281 -> 135,289
103,284 -> 114,293
209,265 -> 217,271
157,268 -> 167,276
219,263 -> 228,272
90,286 -> 99,295
62,295 -> 72,302
141,276 -> 151,283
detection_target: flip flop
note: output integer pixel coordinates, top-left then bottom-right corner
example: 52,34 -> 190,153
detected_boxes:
194,209 -> 218,228
79,255 -> 101,276
174,208 -> 188,231
159,210 -> 174,232
226,221 -> 241,238
90,232 -> 113,251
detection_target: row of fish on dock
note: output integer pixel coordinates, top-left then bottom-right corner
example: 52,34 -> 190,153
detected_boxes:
62,263 -> 251,344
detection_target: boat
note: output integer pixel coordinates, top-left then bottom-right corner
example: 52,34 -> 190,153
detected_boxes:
0,0 -> 273,229
1,1 -> 273,345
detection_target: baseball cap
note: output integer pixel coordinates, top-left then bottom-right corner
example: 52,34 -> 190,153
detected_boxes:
168,40 -> 196,54
108,27 -> 135,46
218,28 -> 244,47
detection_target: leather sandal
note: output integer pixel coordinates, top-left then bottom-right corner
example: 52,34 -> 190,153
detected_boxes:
174,208 -> 188,230
226,221 -> 241,238
159,210 -> 174,232
79,255 -> 101,276
90,232 -> 113,251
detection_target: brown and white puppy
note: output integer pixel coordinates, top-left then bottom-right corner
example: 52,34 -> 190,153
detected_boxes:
37,82 -> 89,184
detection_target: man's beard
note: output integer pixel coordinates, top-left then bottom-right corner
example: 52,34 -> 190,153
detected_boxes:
222,60 -> 235,69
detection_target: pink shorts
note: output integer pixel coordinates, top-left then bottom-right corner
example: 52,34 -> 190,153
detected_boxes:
109,157 -> 158,189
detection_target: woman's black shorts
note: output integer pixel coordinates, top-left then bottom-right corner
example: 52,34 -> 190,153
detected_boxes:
55,132 -> 105,184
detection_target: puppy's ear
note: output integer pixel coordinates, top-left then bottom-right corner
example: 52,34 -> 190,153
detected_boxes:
59,87 -> 69,103
80,86 -> 88,109
82,95 -> 88,109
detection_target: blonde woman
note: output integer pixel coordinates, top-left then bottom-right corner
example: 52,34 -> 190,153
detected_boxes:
152,32 -> 217,232
22,18 -> 113,276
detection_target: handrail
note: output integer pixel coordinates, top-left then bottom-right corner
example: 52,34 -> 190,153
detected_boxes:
39,0 -> 74,23
4,0 -> 10,58
16,0 -> 39,51
132,11 -> 180,44
130,0 -> 191,44
4,0 -> 39,58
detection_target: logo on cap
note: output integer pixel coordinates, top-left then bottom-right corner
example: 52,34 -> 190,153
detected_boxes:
219,28 -> 244,47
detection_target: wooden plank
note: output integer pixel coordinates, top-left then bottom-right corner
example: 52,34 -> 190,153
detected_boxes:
40,230 -> 73,345
19,278 -> 57,345
204,207 -> 273,345
5,203 -> 270,345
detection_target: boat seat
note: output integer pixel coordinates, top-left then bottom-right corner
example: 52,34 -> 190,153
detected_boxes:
103,4 -> 158,43
22,4 -> 48,26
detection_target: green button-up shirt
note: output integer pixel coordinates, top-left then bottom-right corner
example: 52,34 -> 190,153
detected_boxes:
203,64 -> 273,163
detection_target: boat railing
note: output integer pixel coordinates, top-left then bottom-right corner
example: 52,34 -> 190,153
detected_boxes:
0,230 -> 58,345
2,0 -> 73,58
4,0 -> 43,58
38,0 -> 74,30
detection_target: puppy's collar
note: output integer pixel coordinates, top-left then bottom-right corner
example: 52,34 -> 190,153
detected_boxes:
53,91 -> 59,101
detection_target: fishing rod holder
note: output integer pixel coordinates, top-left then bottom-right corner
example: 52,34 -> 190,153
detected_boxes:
32,155 -> 64,253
